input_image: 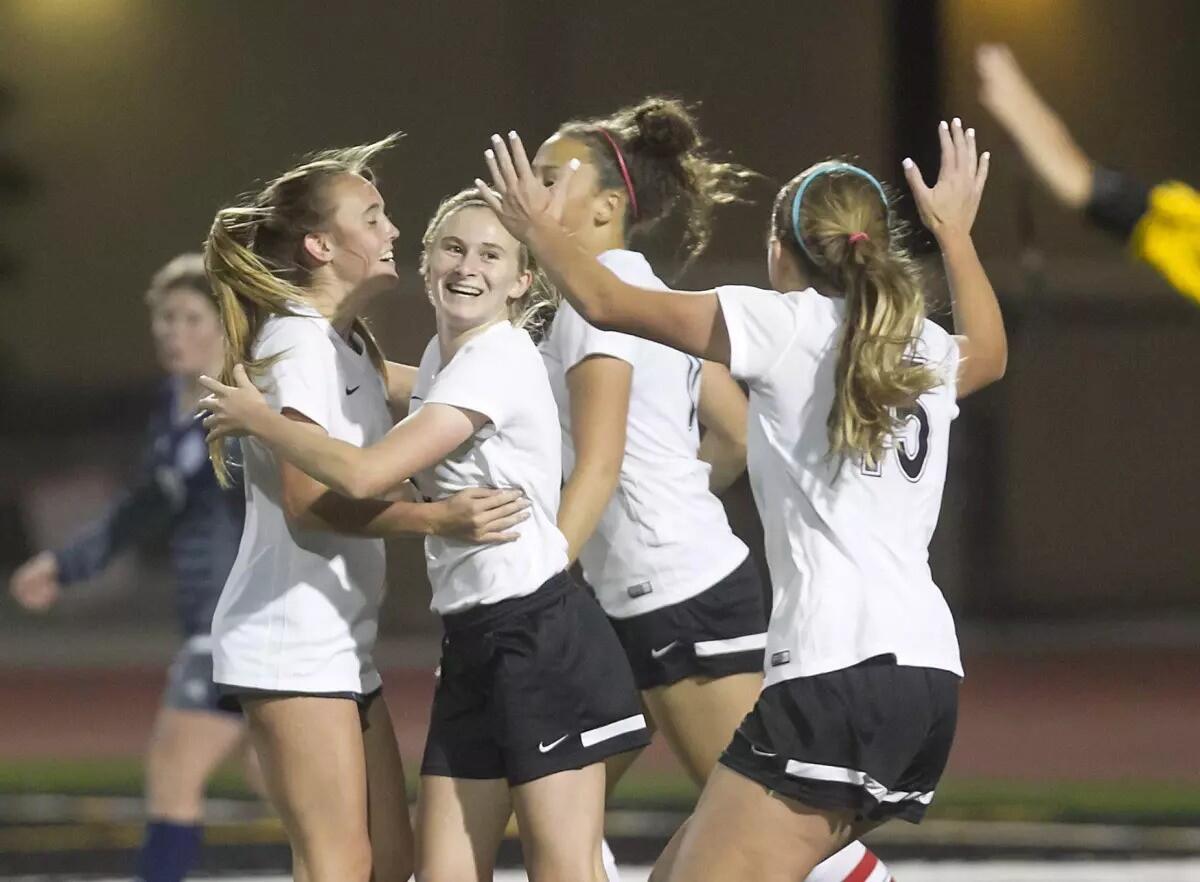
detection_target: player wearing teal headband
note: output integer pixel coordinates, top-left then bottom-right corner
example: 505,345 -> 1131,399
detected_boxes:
478,116 -> 1006,881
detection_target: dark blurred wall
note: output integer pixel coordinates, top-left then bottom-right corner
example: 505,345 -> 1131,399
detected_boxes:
0,0 -> 889,389
942,0 -> 1200,617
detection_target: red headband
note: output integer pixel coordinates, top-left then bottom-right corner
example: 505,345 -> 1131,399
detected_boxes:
596,129 -> 639,219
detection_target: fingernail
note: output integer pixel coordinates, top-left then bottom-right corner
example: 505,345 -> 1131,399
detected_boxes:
953,117 -> 962,127
491,133 -> 501,142
485,149 -> 494,159
982,151 -> 991,160
940,120 -> 948,130
902,158 -> 914,168
508,130 -> 518,139
967,128 -> 975,138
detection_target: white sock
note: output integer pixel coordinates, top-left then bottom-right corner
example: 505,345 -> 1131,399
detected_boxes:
804,840 -> 892,882
601,837 -> 622,882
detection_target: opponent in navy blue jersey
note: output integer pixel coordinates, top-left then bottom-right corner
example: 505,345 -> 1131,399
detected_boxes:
9,254 -> 261,882
49,377 -> 244,638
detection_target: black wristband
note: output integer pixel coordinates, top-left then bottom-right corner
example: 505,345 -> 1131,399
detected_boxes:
1084,166 -> 1150,240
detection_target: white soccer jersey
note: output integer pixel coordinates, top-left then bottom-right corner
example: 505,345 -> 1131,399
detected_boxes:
715,285 -> 963,684
410,321 -> 569,615
213,307 -> 392,695
541,250 -> 748,619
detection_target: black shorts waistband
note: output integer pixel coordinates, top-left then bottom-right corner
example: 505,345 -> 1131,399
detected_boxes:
440,571 -> 575,635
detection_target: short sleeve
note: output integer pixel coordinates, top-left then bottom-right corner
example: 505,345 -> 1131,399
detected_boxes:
254,318 -> 335,431
923,326 -> 961,420
715,285 -> 804,383
551,301 -> 639,372
423,328 -> 528,430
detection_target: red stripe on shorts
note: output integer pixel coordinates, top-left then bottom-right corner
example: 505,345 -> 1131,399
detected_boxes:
844,849 -> 880,882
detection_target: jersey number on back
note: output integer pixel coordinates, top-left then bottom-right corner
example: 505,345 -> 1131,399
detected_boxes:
860,402 -> 931,482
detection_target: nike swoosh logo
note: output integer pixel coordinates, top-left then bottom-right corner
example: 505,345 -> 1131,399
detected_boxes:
750,745 -> 777,758
345,385 -> 360,395
650,641 -> 680,660
538,735 -> 569,753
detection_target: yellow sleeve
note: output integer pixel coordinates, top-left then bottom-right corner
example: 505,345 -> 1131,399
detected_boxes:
1130,181 -> 1200,306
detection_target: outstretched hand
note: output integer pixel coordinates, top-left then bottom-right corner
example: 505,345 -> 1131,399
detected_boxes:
902,118 -> 990,242
475,131 -> 579,242
198,364 -> 272,441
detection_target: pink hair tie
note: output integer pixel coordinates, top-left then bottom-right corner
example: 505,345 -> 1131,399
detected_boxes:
848,231 -> 870,245
596,129 -> 639,219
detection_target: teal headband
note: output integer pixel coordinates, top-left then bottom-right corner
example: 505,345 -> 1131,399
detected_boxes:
790,161 -> 888,263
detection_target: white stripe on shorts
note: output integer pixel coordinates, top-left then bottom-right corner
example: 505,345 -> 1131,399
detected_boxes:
693,632 -> 767,657
580,714 -> 646,748
784,759 -> 934,805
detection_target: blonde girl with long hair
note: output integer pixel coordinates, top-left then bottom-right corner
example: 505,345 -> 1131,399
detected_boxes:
200,189 -> 650,882
201,141 -> 533,882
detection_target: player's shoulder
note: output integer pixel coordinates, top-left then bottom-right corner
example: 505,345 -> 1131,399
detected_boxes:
915,316 -> 957,362
255,312 -> 333,359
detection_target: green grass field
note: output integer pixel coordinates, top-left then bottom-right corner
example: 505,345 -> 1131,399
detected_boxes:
2,758 -> 1198,825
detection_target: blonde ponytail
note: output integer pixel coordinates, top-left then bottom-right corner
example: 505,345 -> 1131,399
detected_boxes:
203,133 -> 401,485
773,163 -> 940,468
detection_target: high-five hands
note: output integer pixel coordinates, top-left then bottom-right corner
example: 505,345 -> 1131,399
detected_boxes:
902,118 -> 990,243
475,132 -> 579,242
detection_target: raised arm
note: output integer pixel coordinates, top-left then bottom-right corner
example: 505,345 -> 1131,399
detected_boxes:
201,365 -> 483,500
477,132 -> 731,365
976,43 -> 1093,211
903,119 -> 1007,397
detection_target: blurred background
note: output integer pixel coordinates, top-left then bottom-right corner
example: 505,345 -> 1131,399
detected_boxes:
0,0 -> 1197,877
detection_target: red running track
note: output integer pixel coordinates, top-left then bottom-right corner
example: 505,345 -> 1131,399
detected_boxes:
1,649 -> 1197,782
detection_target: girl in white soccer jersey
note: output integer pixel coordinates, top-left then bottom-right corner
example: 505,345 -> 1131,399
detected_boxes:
478,117 -> 1006,880
201,142 -> 534,882
532,97 -> 891,882
536,98 -> 759,746
201,189 -> 650,882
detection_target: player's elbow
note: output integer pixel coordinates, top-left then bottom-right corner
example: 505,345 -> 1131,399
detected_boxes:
959,349 -> 1008,398
713,423 -> 748,458
981,342 -> 1008,385
574,278 -> 626,332
281,491 -> 322,531
336,471 -> 384,501
572,456 -> 623,500
576,297 -> 616,331
723,437 -> 749,470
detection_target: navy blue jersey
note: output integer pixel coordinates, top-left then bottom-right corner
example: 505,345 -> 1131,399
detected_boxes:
52,379 -> 245,637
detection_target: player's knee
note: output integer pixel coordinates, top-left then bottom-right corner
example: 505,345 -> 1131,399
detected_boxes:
526,850 -> 603,882
370,841 -> 414,882
300,835 -> 372,882
415,858 -> 489,882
